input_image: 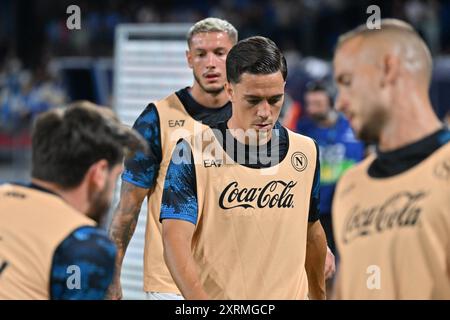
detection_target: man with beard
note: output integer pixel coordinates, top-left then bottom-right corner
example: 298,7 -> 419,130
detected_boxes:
332,19 -> 450,299
107,18 -> 238,300
0,101 -> 147,299
296,81 -> 365,256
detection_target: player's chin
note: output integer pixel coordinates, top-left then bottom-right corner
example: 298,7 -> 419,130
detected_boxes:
203,83 -> 225,94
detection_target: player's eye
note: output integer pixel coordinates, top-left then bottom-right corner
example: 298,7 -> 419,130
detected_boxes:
215,50 -> 225,56
339,75 -> 352,87
268,97 -> 282,105
247,99 -> 260,105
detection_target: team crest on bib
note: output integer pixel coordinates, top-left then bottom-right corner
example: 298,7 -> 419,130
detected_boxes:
291,152 -> 308,172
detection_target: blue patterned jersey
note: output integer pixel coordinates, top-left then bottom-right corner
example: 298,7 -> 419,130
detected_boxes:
50,226 -> 116,300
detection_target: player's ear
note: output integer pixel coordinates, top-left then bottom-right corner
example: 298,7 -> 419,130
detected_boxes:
225,82 -> 234,102
381,53 -> 400,87
186,49 -> 193,69
87,159 -> 109,191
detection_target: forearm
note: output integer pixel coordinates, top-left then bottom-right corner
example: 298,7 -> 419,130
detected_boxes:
163,232 -> 208,300
108,182 -> 147,271
108,203 -> 141,270
305,222 -> 327,300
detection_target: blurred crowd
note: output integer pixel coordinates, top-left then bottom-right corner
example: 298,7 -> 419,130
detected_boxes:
1,0 -> 449,61
0,51 -> 66,141
34,0 -> 450,58
0,0 -> 450,143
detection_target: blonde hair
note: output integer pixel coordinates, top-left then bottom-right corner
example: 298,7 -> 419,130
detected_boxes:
187,17 -> 238,46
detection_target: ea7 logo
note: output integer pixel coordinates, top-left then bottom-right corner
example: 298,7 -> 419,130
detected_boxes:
204,159 -> 222,168
168,120 -> 185,127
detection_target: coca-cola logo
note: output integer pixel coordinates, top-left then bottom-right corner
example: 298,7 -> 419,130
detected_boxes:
219,180 -> 297,210
342,191 -> 427,244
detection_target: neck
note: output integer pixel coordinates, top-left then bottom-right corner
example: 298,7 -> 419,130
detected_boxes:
227,117 -> 272,145
31,178 -> 89,215
189,84 -> 228,108
378,93 -> 442,152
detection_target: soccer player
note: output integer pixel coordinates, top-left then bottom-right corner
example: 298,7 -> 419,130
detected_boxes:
0,102 -> 146,299
107,18 -> 238,300
332,19 -> 450,299
160,36 -> 327,299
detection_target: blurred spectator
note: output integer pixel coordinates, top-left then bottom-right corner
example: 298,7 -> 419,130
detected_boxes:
281,93 -> 303,131
294,81 -> 365,255
279,92 -> 302,127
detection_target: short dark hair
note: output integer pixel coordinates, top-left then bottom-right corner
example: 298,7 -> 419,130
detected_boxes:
31,101 -> 148,189
226,36 -> 287,84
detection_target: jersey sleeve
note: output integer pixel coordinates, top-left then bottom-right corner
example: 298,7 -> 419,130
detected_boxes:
309,140 -> 321,222
160,139 -> 199,225
49,226 -> 117,300
121,103 -> 162,189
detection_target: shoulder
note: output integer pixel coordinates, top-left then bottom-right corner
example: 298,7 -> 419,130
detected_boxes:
134,92 -> 184,128
340,154 -> 374,182
155,90 -> 185,112
50,226 -> 116,300
333,156 -> 373,207
134,103 -> 159,127
428,138 -> 450,182
52,226 -> 116,282
286,125 -> 317,149
55,226 -> 116,258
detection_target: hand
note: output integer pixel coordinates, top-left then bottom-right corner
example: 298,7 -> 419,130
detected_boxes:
105,278 -> 123,300
324,246 -> 336,280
